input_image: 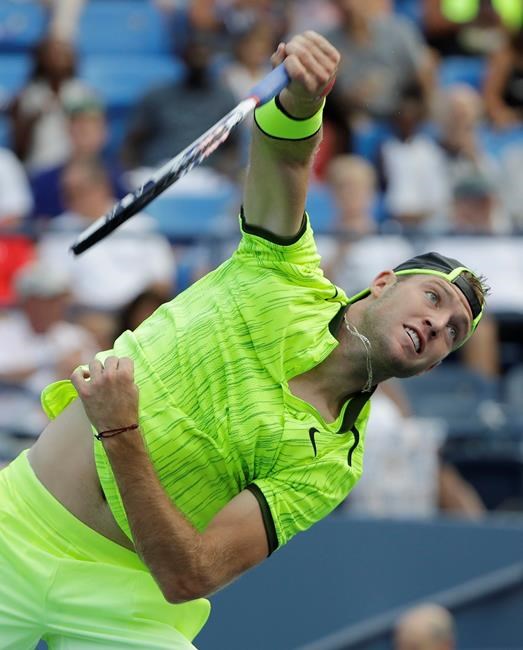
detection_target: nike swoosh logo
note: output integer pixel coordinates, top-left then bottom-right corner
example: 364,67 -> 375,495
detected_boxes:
309,427 -> 319,457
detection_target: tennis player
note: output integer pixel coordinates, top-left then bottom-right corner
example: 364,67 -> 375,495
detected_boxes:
0,31 -> 488,649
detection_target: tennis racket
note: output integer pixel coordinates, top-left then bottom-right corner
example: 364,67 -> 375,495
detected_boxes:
71,64 -> 290,255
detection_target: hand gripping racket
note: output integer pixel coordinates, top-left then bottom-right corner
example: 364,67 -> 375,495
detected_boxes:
71,64 -> 290,255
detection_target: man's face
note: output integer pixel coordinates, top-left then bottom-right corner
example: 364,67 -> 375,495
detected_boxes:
359,273 -> 473,379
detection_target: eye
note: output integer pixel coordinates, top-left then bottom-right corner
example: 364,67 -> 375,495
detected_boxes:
425,290 -> 438,304
447,324 -> 458,340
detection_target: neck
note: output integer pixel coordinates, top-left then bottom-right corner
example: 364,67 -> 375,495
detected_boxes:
295,306 -> 378,416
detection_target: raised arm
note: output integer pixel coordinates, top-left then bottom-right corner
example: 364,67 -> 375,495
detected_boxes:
243,31 -> 339,238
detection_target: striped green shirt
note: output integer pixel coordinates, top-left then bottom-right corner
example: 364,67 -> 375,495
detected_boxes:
42,213 -> 371,553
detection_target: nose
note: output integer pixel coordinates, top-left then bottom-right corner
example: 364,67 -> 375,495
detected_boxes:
423,317 -> 445,340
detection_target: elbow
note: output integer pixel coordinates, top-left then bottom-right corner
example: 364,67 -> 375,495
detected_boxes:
159,570 -> 214,604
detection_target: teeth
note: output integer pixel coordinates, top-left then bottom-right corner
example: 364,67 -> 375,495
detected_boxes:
406,327 -> 420,352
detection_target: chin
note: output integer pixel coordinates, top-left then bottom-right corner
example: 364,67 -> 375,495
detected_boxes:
379,343 -> 424,379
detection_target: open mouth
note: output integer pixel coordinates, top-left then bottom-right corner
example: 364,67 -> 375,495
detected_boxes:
404,326 -> 422,354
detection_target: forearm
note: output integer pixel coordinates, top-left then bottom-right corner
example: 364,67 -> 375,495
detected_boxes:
244,106 -> 322,237
102,431 -> 215,603
243,32 -> 338,236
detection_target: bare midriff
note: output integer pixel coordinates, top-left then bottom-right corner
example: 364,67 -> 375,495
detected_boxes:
27,398 -> 134,550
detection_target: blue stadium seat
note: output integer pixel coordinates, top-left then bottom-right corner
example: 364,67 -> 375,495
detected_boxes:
306,185 -> 336,234
393,0 -> 423,26
438,56 -> 486,90
0,1 -> 46,52
0,53 -> 31,104
372,191 -> 390,226
504,364 -> 523,414
77,1 -> 171,55
351,121 -> 393,164
478,124 -> 523,159
79,54 -> 185,109
0,113 -> 9,147
145,189 -> 237,242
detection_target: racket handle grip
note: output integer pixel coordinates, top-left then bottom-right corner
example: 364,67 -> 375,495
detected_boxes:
250,64 -> 290,106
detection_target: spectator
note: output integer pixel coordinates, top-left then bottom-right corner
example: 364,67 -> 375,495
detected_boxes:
37,159 -> 176,311
379,84 -> 449,231
394,603 -> 455,650
325,0 -> 433,124
450,174 -> 510,234
0,147 -> 35,306
72,308 -> 118,355
165,0 -> 289,56
121,30 -> 241,181
0,261 -> 96,436
325,154 -> 378,237
30,94 -> 126,223
423,0 -> 522,58
437,84 -> 499,192
346,386 -> 486,519
484,26 -> 523,128
9,37 -> 96,172
316,155 -> 415,293
220,24 -> 275,103
0,147 -> 33,231
113,285 -> 172,340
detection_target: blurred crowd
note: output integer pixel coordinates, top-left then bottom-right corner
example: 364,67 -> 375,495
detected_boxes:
1,0 -> 523,518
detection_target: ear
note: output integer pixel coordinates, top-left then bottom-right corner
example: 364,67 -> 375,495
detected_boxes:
369,270 -> 397,298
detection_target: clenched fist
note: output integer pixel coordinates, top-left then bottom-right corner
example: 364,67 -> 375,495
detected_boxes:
70,356 -> 139,435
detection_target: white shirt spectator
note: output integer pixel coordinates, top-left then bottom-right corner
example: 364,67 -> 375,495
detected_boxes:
38,213 -> 176,310
0,147 -> 33,225
382,134 -> 450,228
0,310 -> 95,395
16,79 -> 95,171
0,259 -> 97,438
346,392 -> 446,518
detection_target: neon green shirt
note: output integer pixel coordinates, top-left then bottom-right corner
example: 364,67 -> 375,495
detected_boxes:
42,213 -> 372,553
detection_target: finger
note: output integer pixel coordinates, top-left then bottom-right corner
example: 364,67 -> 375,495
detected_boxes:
284,39 -> 336,93
270,42 -> 286,68
302,31 -> 340,68
88,358 -> 104,382
118,356 -> 134,379
103,356 -> 120,373
70,366 -> 88,393
287,56 -> 330,94
284,33 -> 339,92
